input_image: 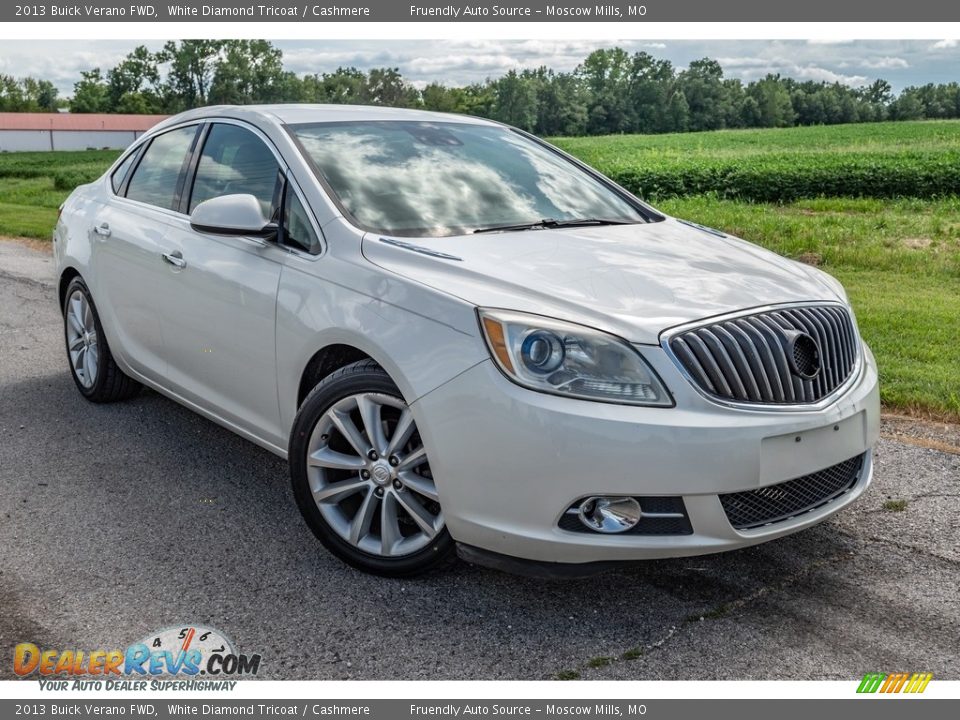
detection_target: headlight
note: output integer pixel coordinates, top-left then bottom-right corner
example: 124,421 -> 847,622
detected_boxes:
478,309 -> 673,407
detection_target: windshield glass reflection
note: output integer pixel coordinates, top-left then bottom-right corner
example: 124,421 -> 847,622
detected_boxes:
292,121 -> 647,237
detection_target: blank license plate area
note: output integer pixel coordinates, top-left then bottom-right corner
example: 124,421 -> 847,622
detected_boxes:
760,411 -> 866,485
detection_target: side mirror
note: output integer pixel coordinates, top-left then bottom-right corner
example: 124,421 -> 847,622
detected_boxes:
190,194 -> 276,237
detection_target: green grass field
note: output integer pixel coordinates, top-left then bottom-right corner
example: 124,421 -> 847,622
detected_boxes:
0,122 -> 957,418
0,149 -> 121,238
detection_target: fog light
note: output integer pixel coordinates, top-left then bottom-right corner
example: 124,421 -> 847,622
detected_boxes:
578,496 -> 642,533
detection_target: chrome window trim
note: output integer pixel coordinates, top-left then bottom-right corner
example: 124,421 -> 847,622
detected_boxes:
658,300 -> 865,413
110,119 -> 204,213
279,171 -> 326,259
108,142 -> 147,196
113,117 -> 325,259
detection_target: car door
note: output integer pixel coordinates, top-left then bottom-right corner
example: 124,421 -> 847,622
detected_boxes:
92,124 -> 201,382
155,121 -> 287,448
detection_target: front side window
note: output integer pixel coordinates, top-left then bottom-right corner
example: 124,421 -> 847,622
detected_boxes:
291,120 -> 650,237
189,123 -> 282,217
283,186 -> 321,254
124,126 -> 198,210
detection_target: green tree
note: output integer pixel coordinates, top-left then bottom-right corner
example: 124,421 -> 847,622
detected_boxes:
627,52 -> 674,133
0,75 -> 26,111
302,67 -> 367,104
0,76 -> 60,112
456,83 -> 496,117
70,69 -> 109,113
209,40 -> 300,105
106,45 -> 162,113
578,48 -> 635,134
160,40 -> 224,110
534,70 -> 587,136
664,89 -> 689,132
421,82 -> 459,112
747,75 -> 795,127
365,67 -> 420,107
739,96 -> 761,126
678,58 -> 736,131
491,70 -> 538,131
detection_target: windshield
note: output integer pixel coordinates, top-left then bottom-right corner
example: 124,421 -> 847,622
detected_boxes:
290,120 -> 654,237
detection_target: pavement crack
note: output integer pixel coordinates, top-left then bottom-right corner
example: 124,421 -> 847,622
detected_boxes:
557,548 -> 855,679
881,433 -> 960,456
863,534 -> 960,568
0,268 -> 54,290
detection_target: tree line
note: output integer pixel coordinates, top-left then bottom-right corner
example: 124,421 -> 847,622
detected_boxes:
1,41 -> 959,135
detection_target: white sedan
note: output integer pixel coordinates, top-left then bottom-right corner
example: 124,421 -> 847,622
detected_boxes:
54,104 -> 879,576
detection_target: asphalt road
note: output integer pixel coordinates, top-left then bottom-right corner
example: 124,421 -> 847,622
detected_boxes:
1,239 -> 958,681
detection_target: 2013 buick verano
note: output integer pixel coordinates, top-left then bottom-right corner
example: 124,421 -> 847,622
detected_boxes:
54,105 -> 879,577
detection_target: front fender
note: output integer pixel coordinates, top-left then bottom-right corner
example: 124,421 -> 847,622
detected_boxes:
275,257 -> 486,439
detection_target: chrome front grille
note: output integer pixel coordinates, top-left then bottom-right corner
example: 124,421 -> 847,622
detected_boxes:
667,304 -> 859,405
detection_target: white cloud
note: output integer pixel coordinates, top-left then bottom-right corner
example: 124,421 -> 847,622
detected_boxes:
837,57 -> 910,70
792,66 -> 868,85
715,57 -> 771,68
406,54 -> 522,75
281,47 -> 402,73
716,55 -> 869,86
931,39 -> 958,49
806,39 -> 856,45
863,57 -> 910,70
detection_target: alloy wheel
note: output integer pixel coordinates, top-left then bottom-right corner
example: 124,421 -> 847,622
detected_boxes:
65,289 -> 99,388
305,392 -> 443,558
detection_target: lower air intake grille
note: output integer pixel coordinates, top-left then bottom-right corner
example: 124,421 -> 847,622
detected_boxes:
720,453 -> 865,530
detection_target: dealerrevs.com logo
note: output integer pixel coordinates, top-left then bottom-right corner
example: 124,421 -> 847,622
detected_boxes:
14,625 -> 261,691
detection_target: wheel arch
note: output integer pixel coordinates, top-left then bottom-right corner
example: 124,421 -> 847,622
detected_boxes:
58,266 -> 82,312
296,343 -> 377,408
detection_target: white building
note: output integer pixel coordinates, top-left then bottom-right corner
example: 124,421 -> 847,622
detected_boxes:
0,113 -> 167,152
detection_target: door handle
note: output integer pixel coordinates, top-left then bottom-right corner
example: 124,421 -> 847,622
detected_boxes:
93,223 -> 111,237
161,250 -> 187,269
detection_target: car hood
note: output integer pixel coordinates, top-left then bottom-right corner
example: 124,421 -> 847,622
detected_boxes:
361,217 -> 842,344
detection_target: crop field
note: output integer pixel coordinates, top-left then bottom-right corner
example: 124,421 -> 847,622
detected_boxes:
1,120 -> 957,418
552,120 -> 960,201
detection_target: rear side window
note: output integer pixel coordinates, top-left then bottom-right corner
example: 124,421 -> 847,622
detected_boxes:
110,150 -> 138,194
189,123 -> 282,217
125,126 -> 198,210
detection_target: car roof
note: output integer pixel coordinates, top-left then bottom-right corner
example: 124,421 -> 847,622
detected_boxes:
153,104 -> 499,132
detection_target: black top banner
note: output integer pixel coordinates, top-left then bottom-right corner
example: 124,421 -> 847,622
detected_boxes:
6,0 -> 959,22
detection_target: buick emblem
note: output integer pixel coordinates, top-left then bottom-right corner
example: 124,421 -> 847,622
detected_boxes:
372,464 -> 392,485
787,331 -> 821,379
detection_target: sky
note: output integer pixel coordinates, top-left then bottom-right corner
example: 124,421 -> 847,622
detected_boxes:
1,39 -> 958,96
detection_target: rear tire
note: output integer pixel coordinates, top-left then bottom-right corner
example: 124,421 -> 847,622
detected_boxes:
290,359 -> 456,577
62,276 -> 141,403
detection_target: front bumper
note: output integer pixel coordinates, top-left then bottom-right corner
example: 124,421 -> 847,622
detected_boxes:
412,342 -> 880,566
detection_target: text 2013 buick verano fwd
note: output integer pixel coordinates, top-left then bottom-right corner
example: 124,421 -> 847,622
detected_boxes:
54,105 -> 880,576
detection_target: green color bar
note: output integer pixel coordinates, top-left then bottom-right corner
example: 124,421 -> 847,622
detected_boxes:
857,673 -> 886,693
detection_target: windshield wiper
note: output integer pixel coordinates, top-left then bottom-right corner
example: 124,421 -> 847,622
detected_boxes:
548,217 -> 635,228
473,218 -> 635,234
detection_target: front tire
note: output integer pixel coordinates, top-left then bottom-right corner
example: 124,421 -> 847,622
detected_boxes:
289,360 -> 455,577
62,276 -> 141,403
